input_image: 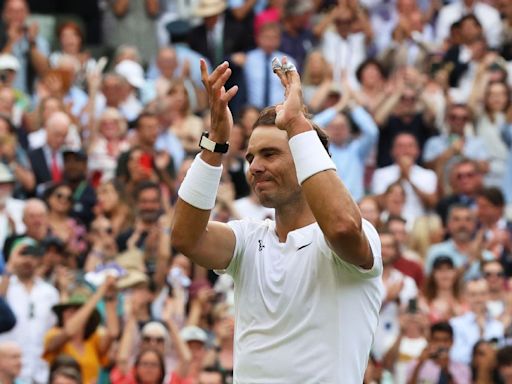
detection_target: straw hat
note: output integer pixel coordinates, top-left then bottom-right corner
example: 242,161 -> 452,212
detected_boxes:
195,0 -> 227,18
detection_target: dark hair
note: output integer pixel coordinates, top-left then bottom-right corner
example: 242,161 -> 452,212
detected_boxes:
43,182 -> 72,207
49,354 -> 81,378
355,58 -> 387,84
50,367 -> 82,384
135,111 -> 159,130
430,322 -> 454,340
252,106 -> 330,155
459,14 -> 482,30
386,215 -> 407,226
134,348 -> 166,384
497,346 -> 512,367
446,203 -> 472,220
423,257 -> 461,302
134,180 -> 162,201
477,187 -> 505,207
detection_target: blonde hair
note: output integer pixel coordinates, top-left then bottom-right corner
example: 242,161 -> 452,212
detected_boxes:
408,214 -> 444,260
99,107 -> 128,137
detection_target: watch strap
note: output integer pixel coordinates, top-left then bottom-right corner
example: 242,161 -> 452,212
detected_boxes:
199,132 -> 229,153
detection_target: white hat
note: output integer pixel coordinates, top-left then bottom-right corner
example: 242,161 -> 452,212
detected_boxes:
115,60 -> 145,89
195,0 -> 227,18
180,326 -> 208,343
0,163 -> 14,183
0,54 -> 20,72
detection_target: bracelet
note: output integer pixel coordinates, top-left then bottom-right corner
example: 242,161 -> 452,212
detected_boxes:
160,227 -> 171,235
288,130 -> 336,184
178,154 -> 222,210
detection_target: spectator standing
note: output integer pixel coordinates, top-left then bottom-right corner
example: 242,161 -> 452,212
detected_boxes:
450,278 -> 504,365
104,0 -> 159,66
371,133 -> 438,226
0,239 -> 59,384
243,22 -> 297,109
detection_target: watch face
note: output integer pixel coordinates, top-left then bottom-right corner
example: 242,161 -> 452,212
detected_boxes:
199,133 -> 229,153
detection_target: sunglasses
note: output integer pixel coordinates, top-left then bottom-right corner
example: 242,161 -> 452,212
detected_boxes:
335,18 -> 354,25
484,271 -> 504,278
142,336 -> 165,344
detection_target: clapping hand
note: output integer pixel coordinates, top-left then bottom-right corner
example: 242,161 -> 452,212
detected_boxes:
200,60 -> 238,144
272,56 -> 309,134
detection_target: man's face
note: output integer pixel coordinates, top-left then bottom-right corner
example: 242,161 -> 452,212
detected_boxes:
23,204 -> 48,238
483,262 -> 505,293
245,126 -> 302,208
157,49 -> 177,79
391,134 -> 419,163
334,8 -> 354,38
379,233 -> 398,265
476,196 -> 503,226
137,188 -> 162,223
63,155 -> 87,182
465,279 -> 490,313
137,116 -> 160,146
46,122 -> 68,151
12,250 -> 39,280
0,344 -> 22,378
326,114 -> 350,146
447,207 -> 475,242
102,76 -> 123,106
446,106 -> 469,135
3,0 -> 27,27
257,26 -> 281,54
430,331 -> 453,353
452,163 -> 481,195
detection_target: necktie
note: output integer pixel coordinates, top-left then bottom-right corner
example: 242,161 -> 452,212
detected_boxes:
437,368 -> 451,384
263,54 -> 271,107
51,152 -> 61,182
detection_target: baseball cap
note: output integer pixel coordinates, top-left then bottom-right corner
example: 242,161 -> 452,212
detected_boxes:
115,60 -> 145,89
0,54 -> 20,72
180,326 -> 208,343
432,255 -> 455,270
62,147 -> 88,160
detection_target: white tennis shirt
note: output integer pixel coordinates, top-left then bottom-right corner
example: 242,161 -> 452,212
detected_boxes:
223,218 -> 383,383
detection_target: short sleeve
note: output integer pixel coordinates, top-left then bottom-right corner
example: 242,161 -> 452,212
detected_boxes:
214,220 -> 246,279
42,327 -> 63,363
333,219 -> 383,279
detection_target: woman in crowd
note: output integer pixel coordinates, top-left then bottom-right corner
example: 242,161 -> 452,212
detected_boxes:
49,21 -> 96,89
301,50 -> 333,112
420,256 -> 465,323
163,80 -> 203,155
354,58 -> 389,116
44,182 -> 88,258
475,80 -> 510,187
408,214 -> 444,262
94,179 -> 133,235
87,107 -> 130,182
43,277 -> 119,384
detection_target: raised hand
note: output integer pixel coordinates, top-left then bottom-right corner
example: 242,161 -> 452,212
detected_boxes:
200,60 -> 238,143
272,56 -> 309,133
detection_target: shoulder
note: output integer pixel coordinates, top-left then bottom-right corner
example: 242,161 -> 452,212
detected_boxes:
475,2 -> 500,17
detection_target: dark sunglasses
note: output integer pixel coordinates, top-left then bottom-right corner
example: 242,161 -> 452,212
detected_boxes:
448,114 -> 468,121
92,226 -> 113,235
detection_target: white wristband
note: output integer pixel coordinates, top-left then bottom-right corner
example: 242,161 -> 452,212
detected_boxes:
178,154 -> 223,210
289,130 -> 336,184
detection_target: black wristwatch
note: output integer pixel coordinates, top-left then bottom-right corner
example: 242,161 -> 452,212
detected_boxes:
199,132 -> 229,153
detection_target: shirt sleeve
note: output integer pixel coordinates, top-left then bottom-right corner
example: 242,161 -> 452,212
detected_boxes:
42,327 -> 63,363
214,220 -> 246,279
332,219 -> 383,279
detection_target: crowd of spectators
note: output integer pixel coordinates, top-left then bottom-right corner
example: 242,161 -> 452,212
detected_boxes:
1,0 -> 512,383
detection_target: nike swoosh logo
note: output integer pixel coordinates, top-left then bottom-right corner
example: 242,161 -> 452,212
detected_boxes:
297,242 -> 312,251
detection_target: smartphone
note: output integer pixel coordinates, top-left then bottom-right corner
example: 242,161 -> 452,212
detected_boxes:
407,298 -> 418,314
139,153 -> 153,172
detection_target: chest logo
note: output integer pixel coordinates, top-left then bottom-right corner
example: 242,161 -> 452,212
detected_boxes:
258,240 -> 265,251
297,242 -> 312,251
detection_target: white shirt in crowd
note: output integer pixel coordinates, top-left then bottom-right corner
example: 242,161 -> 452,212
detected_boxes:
371,164 -> 437,225
221,218 -> 382,383
0,275 -> 59,384
435,1 -> 503,48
